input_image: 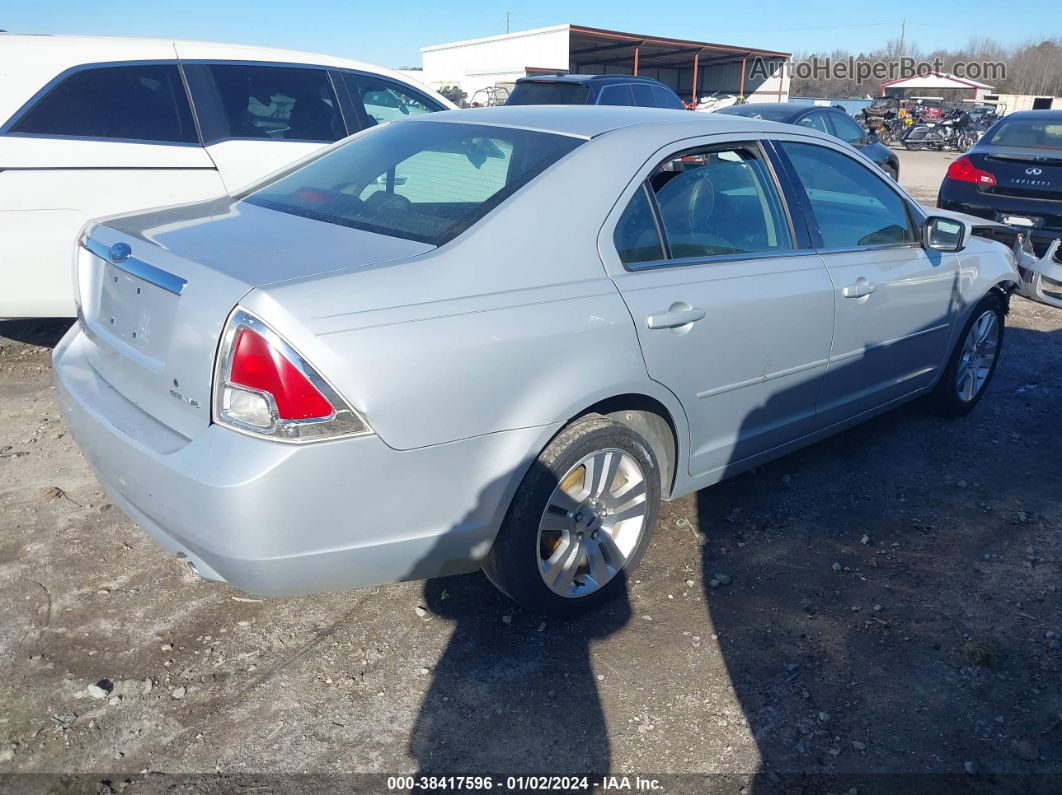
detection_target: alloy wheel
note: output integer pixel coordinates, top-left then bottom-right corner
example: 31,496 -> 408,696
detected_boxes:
956,310 -> 1000,402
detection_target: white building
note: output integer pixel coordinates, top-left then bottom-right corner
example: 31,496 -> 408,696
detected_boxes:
421,24 -> 791,107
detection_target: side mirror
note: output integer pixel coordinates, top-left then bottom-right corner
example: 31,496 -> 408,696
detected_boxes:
924,216 -> 969,252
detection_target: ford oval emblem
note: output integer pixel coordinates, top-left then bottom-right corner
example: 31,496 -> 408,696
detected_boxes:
109,242 -> 132,262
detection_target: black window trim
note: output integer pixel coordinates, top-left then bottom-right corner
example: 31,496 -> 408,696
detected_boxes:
180,59 -> 354,146
0,59 -> 204,147
770,136 -> 926,255
618,138 -> 808,272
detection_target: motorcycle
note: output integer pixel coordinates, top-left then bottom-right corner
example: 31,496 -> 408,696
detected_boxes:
901,109 -> 974,151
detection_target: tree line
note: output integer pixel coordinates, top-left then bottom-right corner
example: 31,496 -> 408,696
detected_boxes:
789,37 -> 1062,98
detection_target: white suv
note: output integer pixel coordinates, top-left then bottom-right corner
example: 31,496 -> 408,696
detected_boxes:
0,34 -> 454,318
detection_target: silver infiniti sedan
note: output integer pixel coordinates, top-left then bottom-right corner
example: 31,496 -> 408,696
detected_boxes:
56,106 -> 1020,616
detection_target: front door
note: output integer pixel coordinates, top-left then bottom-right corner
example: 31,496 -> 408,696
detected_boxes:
775,140 -> 958,428
604,139 -> 835,479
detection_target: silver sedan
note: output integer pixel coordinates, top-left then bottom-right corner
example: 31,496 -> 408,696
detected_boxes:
56,106 -> 1020,615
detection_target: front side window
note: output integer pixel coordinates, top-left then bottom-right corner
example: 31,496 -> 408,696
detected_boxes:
345,74 -> 439,127
245,121 -> 582,246
630,83 -> 655,107
206,64 -> 343,142
781,142 -> 916,249
644,145 -> 793,260
11,63 -> 197,143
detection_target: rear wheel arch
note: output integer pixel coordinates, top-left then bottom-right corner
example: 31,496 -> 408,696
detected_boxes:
571,394 -> 681,500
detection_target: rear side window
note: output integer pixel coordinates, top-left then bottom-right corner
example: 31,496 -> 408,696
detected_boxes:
781,142 -> 916,248
205,64 -> 343,142
246,121 -> 582,246
630,83 -> 654,107
830,113 -> 865,146
614,184 -> 665,265
11,64 -> 197,143
797,112 -> 830,134
343,74 -> 440,127
646,145 -> 792,260
598,84 -> 634,106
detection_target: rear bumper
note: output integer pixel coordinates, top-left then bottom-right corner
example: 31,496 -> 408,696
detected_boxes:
54,327 -> 557,596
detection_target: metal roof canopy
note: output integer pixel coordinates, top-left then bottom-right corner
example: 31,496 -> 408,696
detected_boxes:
880,72 -> 994,93
568,25 -> 790,72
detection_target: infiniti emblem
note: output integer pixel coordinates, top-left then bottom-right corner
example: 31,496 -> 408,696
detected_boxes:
1026,167 -> 1043,176
109,242 -> 131,262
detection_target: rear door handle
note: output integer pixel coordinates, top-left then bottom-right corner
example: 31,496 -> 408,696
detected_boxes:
842,279 -> 877,298
646,305 -> 706,329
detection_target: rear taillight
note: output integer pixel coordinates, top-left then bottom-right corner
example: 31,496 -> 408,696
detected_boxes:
213,309 -> 371,442
946,156 -> 997,187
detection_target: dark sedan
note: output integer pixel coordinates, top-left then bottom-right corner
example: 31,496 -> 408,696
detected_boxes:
938,110 -> 1062,257
717,102 -> 900,180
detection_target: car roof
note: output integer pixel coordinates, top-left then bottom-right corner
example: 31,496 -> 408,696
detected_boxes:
515,73 -> 668,86
718,102 -> 825,120
996,109 -> 1062,122
411,104 -> 814,140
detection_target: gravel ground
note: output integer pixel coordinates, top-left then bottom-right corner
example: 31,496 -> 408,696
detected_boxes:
1,148 -> 1060,791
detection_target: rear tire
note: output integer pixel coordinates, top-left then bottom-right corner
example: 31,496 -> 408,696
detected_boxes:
484,415 -> 661,617
928,293 -> 1005,417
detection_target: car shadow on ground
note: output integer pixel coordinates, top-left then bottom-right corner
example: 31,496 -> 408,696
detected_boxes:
0,318 -> 74,349
698,323 -> 1061,789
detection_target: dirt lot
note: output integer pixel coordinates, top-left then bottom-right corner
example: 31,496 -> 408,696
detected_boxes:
1,149 -> 1060,792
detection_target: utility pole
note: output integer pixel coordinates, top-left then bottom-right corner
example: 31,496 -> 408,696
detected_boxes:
506,11 -> 511,34
898,19 -> 906,57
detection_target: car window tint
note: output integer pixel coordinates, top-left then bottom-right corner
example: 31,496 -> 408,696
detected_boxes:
246,121 -> 582,246
614,184 -> 665,265
598,84 -> 634,106
646,145 -> 792,259
830,113 -> 865,145
11,64 -> 197,143
797,112 -> 830,134
781,142 -> 916,248
345,74 -> 439,127
986,118 -> 1062,149
651,85 -> 684,109
206,64 -> 343,142
630,83 -> 654,107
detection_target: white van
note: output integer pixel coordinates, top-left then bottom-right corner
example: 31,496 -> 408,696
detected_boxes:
0,34 -> 455,318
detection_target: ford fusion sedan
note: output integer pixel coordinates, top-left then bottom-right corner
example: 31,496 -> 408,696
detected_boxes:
716,102 -> 900,180
0,34 -> 454,319
937,109 -> 1062,309
56,107 -> 1019,615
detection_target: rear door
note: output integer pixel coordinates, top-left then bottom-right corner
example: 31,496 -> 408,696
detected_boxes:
774,139 -> 958,427
0,59 -> 224,318
179,57 -> 349,192
601,137 -> 835,479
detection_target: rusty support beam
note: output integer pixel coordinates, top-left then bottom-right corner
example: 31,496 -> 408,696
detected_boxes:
691,51 -> 700,108
633,46 -> 639,75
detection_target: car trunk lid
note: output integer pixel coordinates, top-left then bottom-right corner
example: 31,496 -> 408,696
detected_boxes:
77,199 -> 434,440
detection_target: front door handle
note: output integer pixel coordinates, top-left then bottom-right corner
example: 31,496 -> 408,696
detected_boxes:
646,304 -> 706,329
842,279 -> 877,298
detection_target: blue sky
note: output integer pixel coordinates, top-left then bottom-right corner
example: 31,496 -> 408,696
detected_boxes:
1,0 -> 1059,67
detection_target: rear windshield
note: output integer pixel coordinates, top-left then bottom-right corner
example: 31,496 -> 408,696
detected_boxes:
507,82 -> 590,105
985,118 -> 1062,149
245,121 -> 583,245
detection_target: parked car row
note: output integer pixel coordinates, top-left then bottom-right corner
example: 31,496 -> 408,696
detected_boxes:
0,34 -> 454,317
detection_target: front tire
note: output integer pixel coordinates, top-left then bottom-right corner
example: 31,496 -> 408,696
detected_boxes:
928,293 -> 1005,417
484,415 -> 661,617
